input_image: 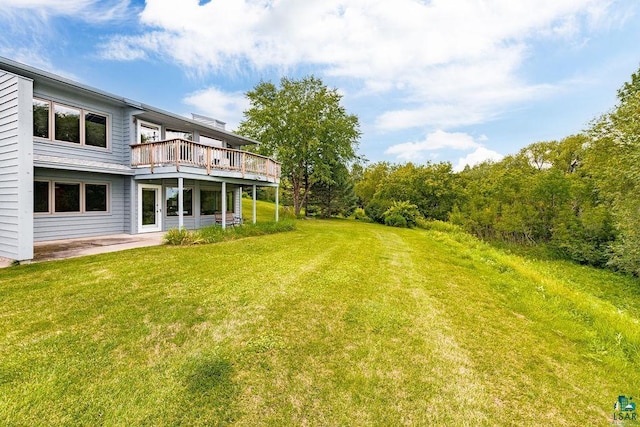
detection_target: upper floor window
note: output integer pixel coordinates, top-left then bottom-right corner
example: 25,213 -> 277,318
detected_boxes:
138,121 -> 161,144
54,104 -> 81,144
33,99 -> 50,138
166,129 -> 193,141
200,134 -> 224,147
33,98 -> 109,149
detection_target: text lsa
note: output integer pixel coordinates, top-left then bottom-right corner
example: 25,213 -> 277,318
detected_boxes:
613,412 -> 637,421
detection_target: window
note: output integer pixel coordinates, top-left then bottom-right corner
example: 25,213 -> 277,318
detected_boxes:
54,104 -> 81,144
54,183 -> 81,212
33,99 -> 50,139
227,191 -> 234,211
33,98 -> 109,148
200,134 -> 224,147
166,129 -> 193,141
138,121 -> 161,144
166,187 -> 193,216
200,189 -> 220,215
35,181 -> 109,214
85,184 -> 108,212
85,112 -> 107,148
34,181 -> 50,213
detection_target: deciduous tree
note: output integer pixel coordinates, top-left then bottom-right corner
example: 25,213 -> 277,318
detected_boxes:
238,76 -> 361,216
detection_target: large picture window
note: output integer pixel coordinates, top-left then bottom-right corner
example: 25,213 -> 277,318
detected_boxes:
54,104 -> 81,144
85,113 -> 107,148
35,181 -> 109,214
85,184 -> 108,212
54,183 -> 81,212
200,189 -> 220,215
166,187 -> 193,216
33,98 -> 109,149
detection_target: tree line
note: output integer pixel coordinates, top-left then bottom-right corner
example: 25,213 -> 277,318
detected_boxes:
352,67 -> 640,276
237,69 -> 640,276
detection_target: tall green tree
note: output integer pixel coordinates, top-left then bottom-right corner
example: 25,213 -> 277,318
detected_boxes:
587,70 -> 640,275
308,161 -> 358,218
237,76 -> 361,216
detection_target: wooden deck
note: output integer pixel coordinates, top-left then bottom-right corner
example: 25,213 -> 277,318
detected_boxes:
131,139 -> 281,182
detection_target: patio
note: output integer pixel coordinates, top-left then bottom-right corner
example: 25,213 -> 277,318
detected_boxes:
0,232 -> 166,268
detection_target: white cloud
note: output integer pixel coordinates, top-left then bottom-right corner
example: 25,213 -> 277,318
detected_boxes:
0,0 -> 134,74
96,0 -> 615,131
385,130 -> 482,161
454,147 -> 504,172
182,87 -> 250,131
0,0 -> 131,23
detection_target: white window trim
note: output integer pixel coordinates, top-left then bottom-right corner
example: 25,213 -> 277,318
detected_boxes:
137,120 -> 162,144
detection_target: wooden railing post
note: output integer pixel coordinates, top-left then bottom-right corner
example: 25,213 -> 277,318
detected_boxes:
206,147 -> 211,175
132,139 -> 280,181
150,145 -> 154,174
174,139 -> 180,172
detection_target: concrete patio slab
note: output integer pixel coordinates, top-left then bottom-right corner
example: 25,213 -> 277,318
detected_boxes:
0,232 -> 166,268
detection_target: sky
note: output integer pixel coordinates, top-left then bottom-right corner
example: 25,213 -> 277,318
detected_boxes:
1,0 -> 639,170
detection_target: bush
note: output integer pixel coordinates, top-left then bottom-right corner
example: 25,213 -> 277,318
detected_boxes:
365,198 -> 393,224
352,207 -> 369,221
164,228 -> 203,245
416,218 -> 464,233
382,201 -> 422,228
279,206 -> 298,220
384,213 -> 407,228
165,220 -> 297,246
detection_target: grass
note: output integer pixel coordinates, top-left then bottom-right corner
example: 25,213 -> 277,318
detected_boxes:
1,218 -> 639,425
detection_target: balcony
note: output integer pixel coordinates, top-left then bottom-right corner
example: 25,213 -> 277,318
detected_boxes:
131,139 -> 281,183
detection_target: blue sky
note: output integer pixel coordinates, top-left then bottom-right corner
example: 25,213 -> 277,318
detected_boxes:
1,0 -> 639,169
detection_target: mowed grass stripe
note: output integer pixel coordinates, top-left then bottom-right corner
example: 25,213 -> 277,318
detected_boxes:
1,219 -> 639,426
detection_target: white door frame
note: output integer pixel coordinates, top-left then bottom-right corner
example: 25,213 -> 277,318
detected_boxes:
138,184 -> 163,233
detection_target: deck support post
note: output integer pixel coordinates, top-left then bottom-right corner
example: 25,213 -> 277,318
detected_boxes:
275,185 -> 279,222
178,177 -> 184,230
252,185 -> 257,224
221,181 -> 227,229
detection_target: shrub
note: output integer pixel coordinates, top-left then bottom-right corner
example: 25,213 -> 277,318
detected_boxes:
365,198 -> 393,224
164,228 -> 203,245
165,220 -> 297,246
384,213 -> 408,228
279,206 -> 298,220
416,218 -> 464,233
382,201 -> 422,228
352,207 -> 369,221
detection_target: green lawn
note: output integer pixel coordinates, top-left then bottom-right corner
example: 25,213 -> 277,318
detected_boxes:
1,219 -> 639,426
241,197 -> 284,223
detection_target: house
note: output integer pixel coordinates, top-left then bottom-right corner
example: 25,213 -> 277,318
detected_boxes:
0,57 -> 281,262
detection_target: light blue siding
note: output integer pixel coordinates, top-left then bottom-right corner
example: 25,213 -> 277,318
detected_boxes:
33,81 -> 128,166
33,169 -> 129,242
0,71 -> 33,260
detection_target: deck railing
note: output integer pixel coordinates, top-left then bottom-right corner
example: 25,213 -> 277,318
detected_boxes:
131,139 -> 281,181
